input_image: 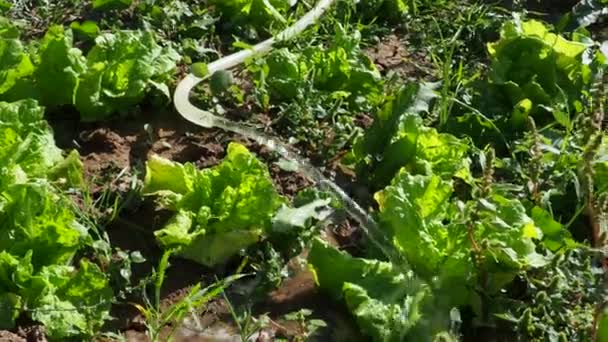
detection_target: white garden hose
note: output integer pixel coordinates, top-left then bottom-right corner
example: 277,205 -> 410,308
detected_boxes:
173,0 -> 336,128
173,0 -> 404,265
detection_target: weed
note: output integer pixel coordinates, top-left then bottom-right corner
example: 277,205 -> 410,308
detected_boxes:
133,250 -> 245,341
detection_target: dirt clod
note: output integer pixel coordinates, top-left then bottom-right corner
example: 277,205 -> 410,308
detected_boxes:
365,34 -> 435,80
0,331 -> 25,342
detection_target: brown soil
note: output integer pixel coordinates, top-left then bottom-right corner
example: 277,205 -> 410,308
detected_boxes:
52,107 -> 310,197
364,34 -> 435,81
0,322 -> 47,342
0,331 -> 25,342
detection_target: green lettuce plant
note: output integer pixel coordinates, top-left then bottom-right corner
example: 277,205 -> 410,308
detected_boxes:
0,23 -> 180,121
253,25 -> 384,112
210,0 -> 293,29
310,157 -> 549,341
346,83 -> 471,190
486,18 -> 605,128
0,100 -> 111,338
143,143 -> 286,267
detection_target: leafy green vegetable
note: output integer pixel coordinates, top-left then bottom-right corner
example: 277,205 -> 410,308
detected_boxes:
377,170 -> 546,296
309,238 -> 461,341
486,18 -> 602,125
308,238 -> 431,341
33,25 -> 86,108
247,25 -> 386,156
143,143 -> 286,266
375,173 -> 464,282
76,30 -> 180,121
29,260 -> 113,339
210,0 -> 292,30
70,21 -> 100,40
256,25 -> 384,111
47,149 -> 85,188
356,0 -> 409,21
0,183 -> 84,269
0,99 -> 111,338
311,161 -> 549,339
348,83 -> 470,189
0,253 -> 112,338
92,0 -> 133,10
0,24 -> 179,121
0,33 -> 33,95
271,198 -> 332,232
0,3 -> 604,341
0,99 -> 63,179
262,48 -> 306,99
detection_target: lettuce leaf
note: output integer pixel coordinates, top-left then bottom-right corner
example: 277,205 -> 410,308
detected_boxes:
310,167 -> 548,340
0,99 -> 66,180
486,18 -> 600,124
374,173 -> 466,284
308,238 -> 430,341
0,33 -> 33,95
348,84 -> 470,189
0,253 -> 112,338
0,183 -> 85,269
28,260 -> 113,339
263,48 -> 308,100
356,0 -> 409,21
0,25 -> 179,121
0,99 -> 84,187
210,0 -> 293,29
375,170 -> 546,302
0,99 -> 111,337
257,26 -> 383,111
33,25 -> 87,108
0,252 -> 29,329
143,143 -> 286,266
308,238 -> 458,341
75,30 -> 180,121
